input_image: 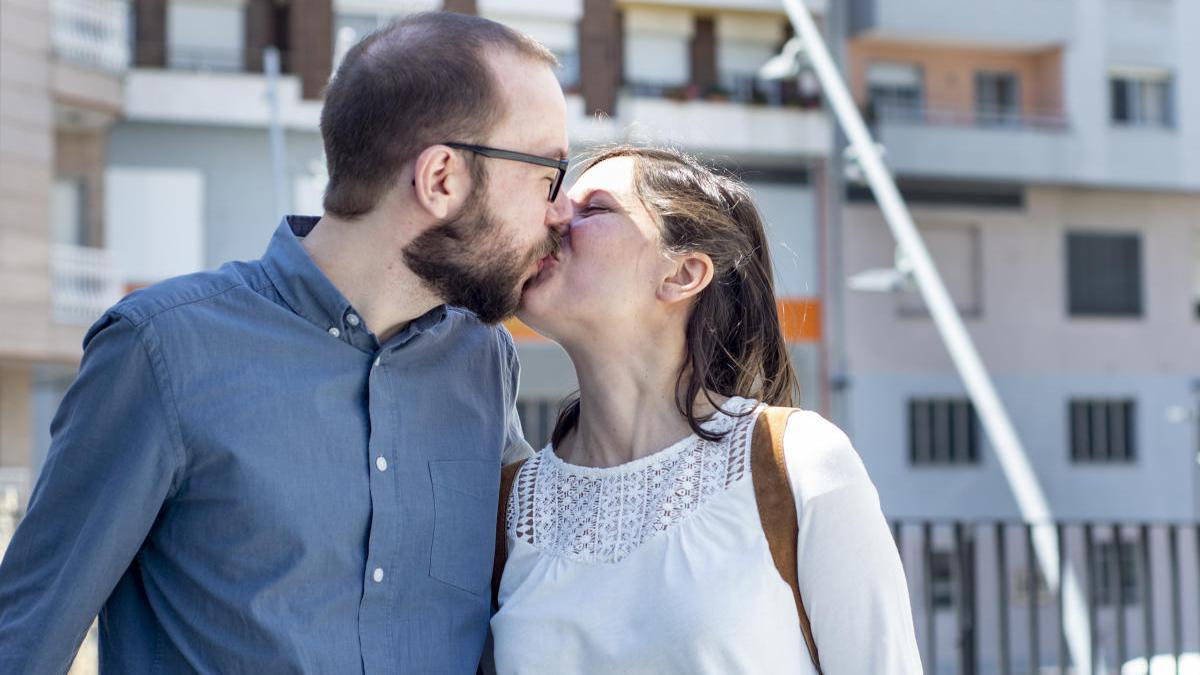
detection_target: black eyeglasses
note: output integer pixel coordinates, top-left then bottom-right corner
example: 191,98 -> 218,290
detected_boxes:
444,142 -> 569,202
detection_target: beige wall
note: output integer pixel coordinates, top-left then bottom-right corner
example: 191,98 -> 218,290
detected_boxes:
0,363 -> 33,467
848,38 -> 1065,118
56,128 -> 108,248
842,187 -> 1200,375
0,0 -> 55,357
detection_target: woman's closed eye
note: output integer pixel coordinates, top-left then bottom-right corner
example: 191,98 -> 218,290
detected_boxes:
577,204 -> 611,217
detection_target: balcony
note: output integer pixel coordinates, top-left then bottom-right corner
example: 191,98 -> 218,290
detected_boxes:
891,519 -> 1199,674
869,102 -> 1076,184
849,0 -> 1073,49
51,0 -> 129,119
50,244 -> 124,326
52,0 -> 130,73
570,88 -> 831,160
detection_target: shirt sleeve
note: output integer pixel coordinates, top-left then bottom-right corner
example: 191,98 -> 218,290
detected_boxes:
0,312 -> 186,674
783,410 -> 923,674
495,327 -> 533,466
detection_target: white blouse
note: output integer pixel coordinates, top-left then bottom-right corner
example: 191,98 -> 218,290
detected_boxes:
491,399 -> 923,674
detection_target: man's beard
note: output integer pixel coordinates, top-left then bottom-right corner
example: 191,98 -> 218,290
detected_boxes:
403,191 -> 562,325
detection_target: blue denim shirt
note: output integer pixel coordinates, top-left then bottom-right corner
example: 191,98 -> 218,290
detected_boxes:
0,216 -> 531,674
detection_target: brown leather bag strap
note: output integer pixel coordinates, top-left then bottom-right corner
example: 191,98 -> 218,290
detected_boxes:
492,459 -> 527,611
751,406 -> 823,674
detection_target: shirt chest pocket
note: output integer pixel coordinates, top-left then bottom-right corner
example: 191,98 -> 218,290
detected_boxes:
428,459 -> 500,595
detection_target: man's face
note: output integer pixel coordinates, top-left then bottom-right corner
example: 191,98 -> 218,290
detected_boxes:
404,49 -> 571,325
402,170 -> 562,325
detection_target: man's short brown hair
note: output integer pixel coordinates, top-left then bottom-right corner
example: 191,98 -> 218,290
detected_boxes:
320,12 -> 558,218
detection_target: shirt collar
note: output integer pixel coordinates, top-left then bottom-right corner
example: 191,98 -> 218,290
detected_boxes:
261,216 -> 449,350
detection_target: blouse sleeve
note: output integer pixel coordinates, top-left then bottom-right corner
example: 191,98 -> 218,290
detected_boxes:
782,410 -> 924,674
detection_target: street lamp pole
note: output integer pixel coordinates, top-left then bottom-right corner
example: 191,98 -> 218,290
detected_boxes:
774,0 -> 1091,670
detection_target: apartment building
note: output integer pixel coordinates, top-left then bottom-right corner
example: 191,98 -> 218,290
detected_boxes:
839,0 -> 1200,521
106,0 -> 833,451
0,0 -> 127,508
837,1 -> 1200,670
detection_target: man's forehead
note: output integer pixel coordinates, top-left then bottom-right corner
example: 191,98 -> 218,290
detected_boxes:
486,52 -> 568,155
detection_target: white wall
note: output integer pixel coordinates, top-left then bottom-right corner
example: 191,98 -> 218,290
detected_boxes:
623,6 -> 692,86
748,181 -> 819,297
105,167 -> 205,283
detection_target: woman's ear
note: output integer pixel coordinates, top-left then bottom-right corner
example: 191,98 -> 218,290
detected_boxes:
658,251 -> 715,305
411,145 -> 471,220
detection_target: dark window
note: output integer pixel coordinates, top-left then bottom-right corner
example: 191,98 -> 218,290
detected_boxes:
909,398 -> 980,466
516,399 -> 558,451
1091,539 -> 1140,606
1069,399 -> 1136,463
975,71 -> 1020,126
1066,232 -> 1142,317
1109,73 -> 1173,127
929,550 -> 956,609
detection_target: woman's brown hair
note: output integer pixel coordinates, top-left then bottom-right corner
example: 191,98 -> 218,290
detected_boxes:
551,145 -> 801,446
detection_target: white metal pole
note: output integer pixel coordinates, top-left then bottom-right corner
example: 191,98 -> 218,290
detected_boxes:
265,47 -> 290,218
778,1 -> 1092,671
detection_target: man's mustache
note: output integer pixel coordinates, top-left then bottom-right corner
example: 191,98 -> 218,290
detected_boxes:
531,228 -> 564,263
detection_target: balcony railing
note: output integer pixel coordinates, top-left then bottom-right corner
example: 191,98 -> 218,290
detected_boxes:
871,101 -> 1069,132
626,75 -> 822,110
52,0 -> 130,73
0,468 -> 30,558
51,244 -> 124,326
893,519 -> 1200,675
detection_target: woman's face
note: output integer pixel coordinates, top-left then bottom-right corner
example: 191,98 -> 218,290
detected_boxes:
517,156 -> 676,342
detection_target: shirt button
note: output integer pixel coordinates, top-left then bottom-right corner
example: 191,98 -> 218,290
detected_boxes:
346,313 -> 361,327
376,456 -> 388,472
328,327 -> 341,338
373,568 -> 384,583
373,356 -> 381,367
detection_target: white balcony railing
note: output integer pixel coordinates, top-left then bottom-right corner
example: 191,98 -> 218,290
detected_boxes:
52,0 -> 131,73
0,467 -> 30,557
871,101 -> 1068,131
51,244 -> 124,326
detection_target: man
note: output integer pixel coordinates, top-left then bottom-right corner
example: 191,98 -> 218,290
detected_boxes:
0,12 -> 570,673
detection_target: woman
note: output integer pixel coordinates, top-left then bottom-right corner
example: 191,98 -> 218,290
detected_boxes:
491,146 -> 922,673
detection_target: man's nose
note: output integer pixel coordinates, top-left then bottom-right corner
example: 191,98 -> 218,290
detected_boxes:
546,187 -> 572,235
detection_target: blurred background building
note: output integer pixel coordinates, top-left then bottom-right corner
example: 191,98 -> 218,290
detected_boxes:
1,0 -> 1198,672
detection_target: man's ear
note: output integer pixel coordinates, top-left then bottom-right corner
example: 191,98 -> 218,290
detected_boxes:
658,252 -> 715,305
411,145 -> 472,220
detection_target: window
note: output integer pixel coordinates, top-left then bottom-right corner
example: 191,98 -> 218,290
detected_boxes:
51,177 -> 86,246
897,224 -> 981,317
1091,539 -> 1140,606
715,14 -> 786,104
334,13 -> 384,70
866,62 -> 923,122
1193,227 -> 1200,319
168,0 -> 245,72
1015,565 -> 1050,606
975,71 -> 1020,126
1066,232 -> 1142,317
929,550 -> 956,609
517,399 -> 559,452
909,398 -> 980,466
1069,399 -> 1136,463
105,167 -> 205,285
623,7 -> 692,93
1110,69 -> 1173,127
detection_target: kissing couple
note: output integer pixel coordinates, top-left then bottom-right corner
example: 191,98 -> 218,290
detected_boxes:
0,11 -> 921,675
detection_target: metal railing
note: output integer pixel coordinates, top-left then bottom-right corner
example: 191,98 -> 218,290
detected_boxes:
625,76 -> 822,109
51,0 -> 130,73
0,468 -> 30,559
894,519 -> 1200,675
871,101 -> 1069,131
51,244 -> 124,326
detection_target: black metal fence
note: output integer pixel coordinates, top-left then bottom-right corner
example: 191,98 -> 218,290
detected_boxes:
892,520 -> 1200,675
